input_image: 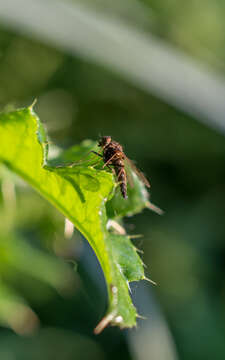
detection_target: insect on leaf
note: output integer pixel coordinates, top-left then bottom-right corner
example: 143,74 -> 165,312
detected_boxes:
0,106 -> 156,333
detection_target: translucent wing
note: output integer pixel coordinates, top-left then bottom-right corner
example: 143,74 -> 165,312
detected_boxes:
124,156 -> 150,188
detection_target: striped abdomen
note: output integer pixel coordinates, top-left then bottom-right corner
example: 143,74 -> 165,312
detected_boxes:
103,143 -> 127,199
115,161 -> 127,199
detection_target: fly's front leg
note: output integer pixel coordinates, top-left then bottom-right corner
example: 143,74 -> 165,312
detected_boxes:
89,150 -> 104,168
65,150 -> 103,168
102,153 -> 118,168
91,151 -> 103,158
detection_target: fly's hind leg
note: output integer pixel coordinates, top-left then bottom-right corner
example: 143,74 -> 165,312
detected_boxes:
107,165 -> 116,175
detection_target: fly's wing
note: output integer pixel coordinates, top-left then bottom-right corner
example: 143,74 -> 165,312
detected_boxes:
125,166 -> 135,188
124,156 -> 150,188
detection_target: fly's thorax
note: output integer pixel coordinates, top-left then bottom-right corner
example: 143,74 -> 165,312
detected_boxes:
113,142 -> 123,152
103,146 -> 114,163
103,145 -> 122,163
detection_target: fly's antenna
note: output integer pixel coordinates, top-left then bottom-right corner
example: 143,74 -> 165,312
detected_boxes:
97,133 -> 102,147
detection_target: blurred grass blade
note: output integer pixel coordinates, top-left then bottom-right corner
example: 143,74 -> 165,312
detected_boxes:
0,0 -> 225,133
0,107 -> 151,331
0,281 -> 39,335
0,233 -> 74,293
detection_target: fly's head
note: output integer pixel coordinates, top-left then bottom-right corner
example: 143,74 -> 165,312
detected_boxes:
98,136 -> 111,149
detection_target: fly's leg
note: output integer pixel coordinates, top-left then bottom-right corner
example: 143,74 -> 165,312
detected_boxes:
110,166 -> 116,175
115,168 -> 124,187
117,167 -> 123,179
89,151 -> 105,168
56,150 -> 103,168
71,150 -> 103,166
55,159 -> 93,168
106,164 -> 116,175
91,151 -> 103,158
71,150 -> 103,165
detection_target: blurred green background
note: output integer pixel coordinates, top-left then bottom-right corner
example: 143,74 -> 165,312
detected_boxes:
0,1 -> 225,359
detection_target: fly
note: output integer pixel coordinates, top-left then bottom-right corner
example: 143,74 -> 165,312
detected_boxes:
92,136 -> 150,199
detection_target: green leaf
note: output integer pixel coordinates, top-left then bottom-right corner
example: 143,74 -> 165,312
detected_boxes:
0,106 -> 152,332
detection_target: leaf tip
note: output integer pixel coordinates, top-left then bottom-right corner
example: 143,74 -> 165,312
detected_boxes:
94,311 -> 116,335
29,98 -> 38,112
107,219 -> 126,235
144,276 -> 157,286
136,313 -> 147,320
146,201 -> 164,215
128,234 -> 143,240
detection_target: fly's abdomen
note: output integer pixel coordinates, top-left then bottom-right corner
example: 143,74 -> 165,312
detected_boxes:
115,166 -> 127,199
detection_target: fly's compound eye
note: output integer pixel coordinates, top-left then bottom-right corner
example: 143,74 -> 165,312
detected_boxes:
98,136 -> 111,147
